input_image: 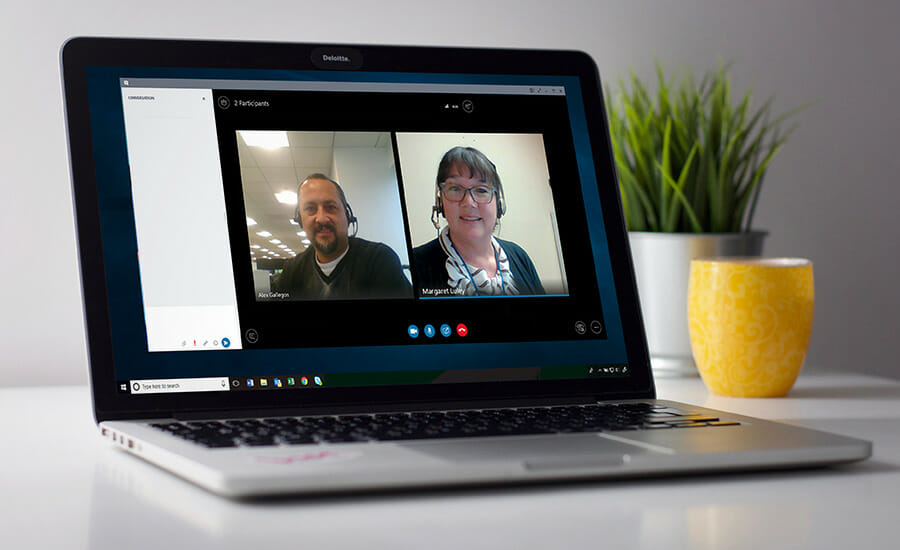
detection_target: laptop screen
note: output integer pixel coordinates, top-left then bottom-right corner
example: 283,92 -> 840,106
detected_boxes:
78,56 -> 638,401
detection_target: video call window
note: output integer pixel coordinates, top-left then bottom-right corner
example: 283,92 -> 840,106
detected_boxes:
397,132 -> 569,298
236,128 -> 571,305
237,130 -> 412,302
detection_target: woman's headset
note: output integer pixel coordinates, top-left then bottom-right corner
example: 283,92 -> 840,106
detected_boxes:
293,174 -> 359,237
430,147 -> 506,230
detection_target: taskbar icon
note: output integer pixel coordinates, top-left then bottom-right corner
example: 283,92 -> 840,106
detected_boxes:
233,375 -> 325,391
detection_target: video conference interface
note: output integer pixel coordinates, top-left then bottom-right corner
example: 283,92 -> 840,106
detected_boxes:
120,78 -> 615,356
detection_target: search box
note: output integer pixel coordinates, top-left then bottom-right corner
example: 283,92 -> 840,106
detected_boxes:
130,377 -> 230,394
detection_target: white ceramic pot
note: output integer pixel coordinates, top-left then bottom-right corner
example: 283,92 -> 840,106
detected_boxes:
628,231 -> 767,377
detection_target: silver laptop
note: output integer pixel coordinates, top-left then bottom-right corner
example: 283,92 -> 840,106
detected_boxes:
61,37 -> 870,497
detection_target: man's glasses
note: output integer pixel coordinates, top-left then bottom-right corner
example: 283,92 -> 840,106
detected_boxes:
440,183 -> 496,204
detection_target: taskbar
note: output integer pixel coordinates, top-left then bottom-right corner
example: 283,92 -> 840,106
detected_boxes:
116,364 -> 629,395
116,375 -> 327,395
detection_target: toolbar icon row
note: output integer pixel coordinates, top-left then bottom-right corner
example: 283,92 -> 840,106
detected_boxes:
409,323 -> 467,339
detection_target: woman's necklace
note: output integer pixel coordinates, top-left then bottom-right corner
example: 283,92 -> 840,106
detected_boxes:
449,239 -> 505,296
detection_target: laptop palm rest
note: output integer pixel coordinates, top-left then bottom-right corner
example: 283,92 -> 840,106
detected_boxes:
403,434 -> 661,469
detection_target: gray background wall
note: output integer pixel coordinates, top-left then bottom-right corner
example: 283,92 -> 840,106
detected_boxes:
2,0 -> 898,386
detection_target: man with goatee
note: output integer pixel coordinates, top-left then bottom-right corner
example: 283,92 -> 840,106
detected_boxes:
273,174 -> 412,300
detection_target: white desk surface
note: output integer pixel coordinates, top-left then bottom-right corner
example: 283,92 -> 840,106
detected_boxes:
2,373 -> 898,550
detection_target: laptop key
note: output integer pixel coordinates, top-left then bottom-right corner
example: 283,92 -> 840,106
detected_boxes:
672,414 -> 719,422
242,436 -> 277,446
199,438 -> 239,448
282,435 -> 317,445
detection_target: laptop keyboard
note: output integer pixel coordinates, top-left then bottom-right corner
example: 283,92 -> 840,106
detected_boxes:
150,402 -> 740,448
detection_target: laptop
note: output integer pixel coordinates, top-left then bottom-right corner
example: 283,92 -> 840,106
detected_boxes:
61,37 -> 870,497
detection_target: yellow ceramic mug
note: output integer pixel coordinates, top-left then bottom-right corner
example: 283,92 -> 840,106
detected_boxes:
688,258 -> 814,397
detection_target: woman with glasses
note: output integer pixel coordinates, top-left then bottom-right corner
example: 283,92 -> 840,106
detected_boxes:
412,146 -> 545,297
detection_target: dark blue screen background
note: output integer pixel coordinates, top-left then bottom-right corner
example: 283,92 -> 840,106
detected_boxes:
85,66 -> 626,380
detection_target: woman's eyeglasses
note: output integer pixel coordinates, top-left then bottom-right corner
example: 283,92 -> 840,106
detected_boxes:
440,183 -> 495,204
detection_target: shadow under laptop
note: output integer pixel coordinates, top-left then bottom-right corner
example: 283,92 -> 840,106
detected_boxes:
88,444 -> 897,549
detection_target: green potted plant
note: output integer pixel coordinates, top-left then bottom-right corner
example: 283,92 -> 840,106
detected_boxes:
605,62 -> 804,376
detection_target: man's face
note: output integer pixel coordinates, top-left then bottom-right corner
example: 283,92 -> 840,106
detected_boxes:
298,178 -> 349,262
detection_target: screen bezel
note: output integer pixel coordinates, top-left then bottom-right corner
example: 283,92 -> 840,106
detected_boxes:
61,37 -> 654,422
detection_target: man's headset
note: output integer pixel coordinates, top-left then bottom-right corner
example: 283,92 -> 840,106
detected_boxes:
293,174 -> 359,237
430,147 -> 506,230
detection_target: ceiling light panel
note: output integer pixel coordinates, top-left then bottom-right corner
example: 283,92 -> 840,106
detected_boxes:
274,191 -> 298,205
239,130 -> 289,148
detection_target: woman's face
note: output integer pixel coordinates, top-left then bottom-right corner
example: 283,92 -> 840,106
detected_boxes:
441,162 -> 497,248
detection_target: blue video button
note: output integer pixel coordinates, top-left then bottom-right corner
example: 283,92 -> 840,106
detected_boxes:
424,324 -> 435,338
408,325 -> 419,338
221,337 -> 231,348
440,324 -> 452,337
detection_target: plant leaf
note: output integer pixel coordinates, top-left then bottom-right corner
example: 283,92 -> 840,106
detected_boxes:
659,117 -> 673,228
657,158 -> 703,233
665,143 -> 700,231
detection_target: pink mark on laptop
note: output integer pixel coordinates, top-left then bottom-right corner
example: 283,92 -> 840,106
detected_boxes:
254,451 -> 362,465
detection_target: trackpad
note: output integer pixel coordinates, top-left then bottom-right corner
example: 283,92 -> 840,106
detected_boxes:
403,434 -> 651,467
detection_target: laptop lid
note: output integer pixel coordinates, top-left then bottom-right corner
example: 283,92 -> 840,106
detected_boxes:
61,37 -> 653,422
